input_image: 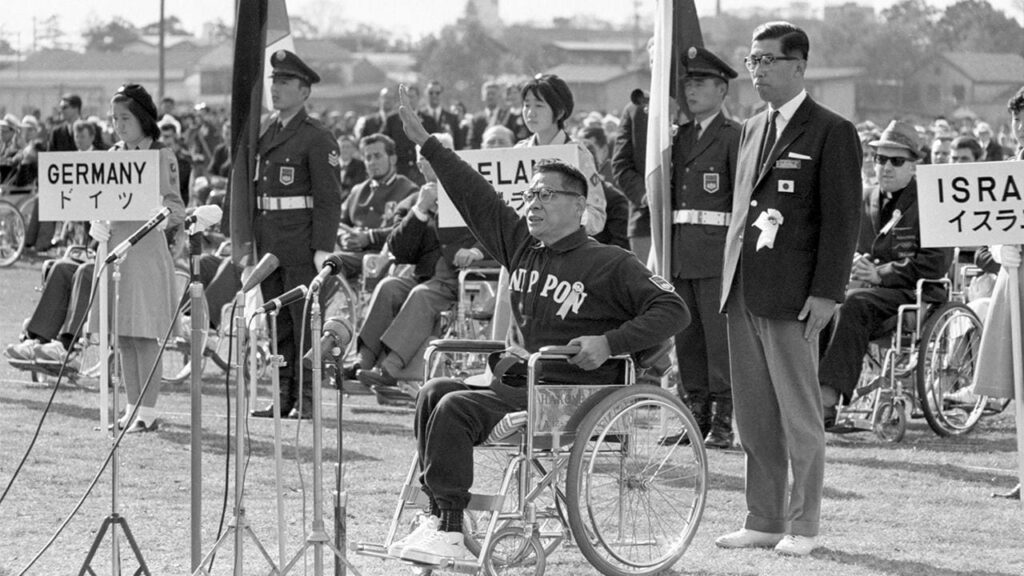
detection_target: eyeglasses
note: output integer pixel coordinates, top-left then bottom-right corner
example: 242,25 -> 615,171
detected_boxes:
743,53 -> 802,71
873,154 -> 910,167
522,187 -> 582,204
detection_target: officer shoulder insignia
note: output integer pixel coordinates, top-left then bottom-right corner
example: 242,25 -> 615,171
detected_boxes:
649,275 -> 675,293
688,47 -> 698,59
328,150 -> 340,167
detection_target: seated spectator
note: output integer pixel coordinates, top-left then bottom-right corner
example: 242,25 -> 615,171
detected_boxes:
480,125 -> 514,150
335,134 -> 419,279
951,135 -> 984,163
337,134 -> 367,202
386,96 -> 689,563
351,134 -> 493,394
818,121 -> 953,428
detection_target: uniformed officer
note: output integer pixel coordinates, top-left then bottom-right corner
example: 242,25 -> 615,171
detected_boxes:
251,49 -> 343,419
660,46 -> 740,449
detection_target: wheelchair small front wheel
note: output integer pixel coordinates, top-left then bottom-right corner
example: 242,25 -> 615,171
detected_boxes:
0,199 -> 27,267
483,526 -> 546,576
873,399 -> 906,443
566,385 -> 707,576
915,302 -> 986,437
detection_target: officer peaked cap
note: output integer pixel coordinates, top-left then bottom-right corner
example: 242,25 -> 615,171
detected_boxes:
682,46 -> 738,81
270,50 -> 321,84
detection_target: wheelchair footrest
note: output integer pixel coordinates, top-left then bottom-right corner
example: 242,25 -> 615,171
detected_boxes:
8,358 -> 81,380
350,542 -> 480,574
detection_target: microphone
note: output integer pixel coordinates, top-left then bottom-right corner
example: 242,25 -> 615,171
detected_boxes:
104,207 -> 171,264
310,253 -> 345,290
240,253 -> 280,293
185,205 -> 223,235
303,317 -> 353,368
256,285 -> 308,314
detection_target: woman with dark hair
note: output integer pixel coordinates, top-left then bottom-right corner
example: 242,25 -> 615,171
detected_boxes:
90,83 -> 186,432
514,74 -> 606,236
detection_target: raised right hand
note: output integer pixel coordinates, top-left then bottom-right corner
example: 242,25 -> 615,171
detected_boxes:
398,84 -> 430,146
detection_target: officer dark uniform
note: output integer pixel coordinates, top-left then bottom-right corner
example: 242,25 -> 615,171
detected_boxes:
665,46 -> 740,448
252,50 -> 343,418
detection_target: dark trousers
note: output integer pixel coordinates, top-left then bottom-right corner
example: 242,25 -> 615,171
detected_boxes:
26,259 -> 93,346
415,378 -> 527,511
818,287 -> 915,399
672,276 -> 731,403
260,263 -> 315,409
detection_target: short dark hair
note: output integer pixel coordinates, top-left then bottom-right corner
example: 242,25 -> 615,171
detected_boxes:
61,94 -> 83,111
751,21 -> 810,61
360,133 -> 396,156
952,135 -> 983,160
535,159 -> 587,197
72,119 -> 96,137
580,126 -> 608,149
521,74 -> 575,130
161,96 -> 175,105
1009,86 -> 1024,115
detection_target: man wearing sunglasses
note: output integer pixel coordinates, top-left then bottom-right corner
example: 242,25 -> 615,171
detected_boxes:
718,21 -> 862,557
819,121 -> 952,431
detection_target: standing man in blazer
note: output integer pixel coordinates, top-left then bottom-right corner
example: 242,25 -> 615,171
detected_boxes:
659,46 -> 739,450
717,22 -> 861,556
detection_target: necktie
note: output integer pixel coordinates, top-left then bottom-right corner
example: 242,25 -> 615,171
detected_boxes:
759,110 -> 779,172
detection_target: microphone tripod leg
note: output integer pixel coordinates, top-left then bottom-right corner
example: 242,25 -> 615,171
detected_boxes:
266,311 -> 289,568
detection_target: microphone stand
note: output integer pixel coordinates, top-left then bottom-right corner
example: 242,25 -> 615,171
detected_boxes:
192,291 -> 277,576
333,344 -> 346,576
79,258 -> 151,576
187,231 -> 206,572
281,283 -> 360,576
263,310 -> 289,568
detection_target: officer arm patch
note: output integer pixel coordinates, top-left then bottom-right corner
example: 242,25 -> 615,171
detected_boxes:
649,275 -> 675,292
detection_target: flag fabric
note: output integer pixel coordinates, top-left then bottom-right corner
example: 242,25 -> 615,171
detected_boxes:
645,0 -> 703,277
227,0 -> 292,265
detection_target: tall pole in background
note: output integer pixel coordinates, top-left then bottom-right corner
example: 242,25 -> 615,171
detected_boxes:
159,0 -> 166,101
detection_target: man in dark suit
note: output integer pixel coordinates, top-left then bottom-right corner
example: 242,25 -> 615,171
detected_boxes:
421,81 -> 465,150
356,87 -> 396,139
717,22 -> 861,557
250,50 -> 343,419
612,89 -> 652,264
819,120 -> 952,427
468,81 -> 509,149
660,46 -> 740,450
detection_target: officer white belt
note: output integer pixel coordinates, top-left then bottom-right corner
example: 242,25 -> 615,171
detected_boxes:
672,209 -> 731,227
258,196 -> 314,211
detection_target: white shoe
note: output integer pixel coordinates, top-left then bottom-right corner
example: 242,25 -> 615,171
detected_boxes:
387,513 -> 439,557
6,339 -> 40,361
398,529 -> 474,565
35,341 -> 81,371
715,528 -> 784,549
943,387 -> 978,405
774,534 -> 816,556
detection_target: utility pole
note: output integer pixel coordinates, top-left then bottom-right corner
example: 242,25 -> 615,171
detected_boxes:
159,0 -> 166,101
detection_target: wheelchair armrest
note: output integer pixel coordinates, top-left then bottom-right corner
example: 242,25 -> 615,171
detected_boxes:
425,339 -> 505,354
537,345 -> 581,358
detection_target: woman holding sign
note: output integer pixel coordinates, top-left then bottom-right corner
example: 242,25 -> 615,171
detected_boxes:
90,83 -> 186,433
514,74 -> 606,236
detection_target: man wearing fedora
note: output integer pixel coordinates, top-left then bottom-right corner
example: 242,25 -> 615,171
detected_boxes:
250,49 -> 342,420
818,120 -> 953,427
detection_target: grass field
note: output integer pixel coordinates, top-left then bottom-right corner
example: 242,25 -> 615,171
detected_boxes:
0,258 -> 1022,575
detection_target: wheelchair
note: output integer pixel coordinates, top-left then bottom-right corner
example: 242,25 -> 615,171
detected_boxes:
353,340 -> 708,576
0,183 -> 36,267
833,275 -> 989,442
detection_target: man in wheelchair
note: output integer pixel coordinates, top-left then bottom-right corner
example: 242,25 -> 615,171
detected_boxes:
386,88 -> 690,565
351,133 -> 494,393
818,120 -> 953,429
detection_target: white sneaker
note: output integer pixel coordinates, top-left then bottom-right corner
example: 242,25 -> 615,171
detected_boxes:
774,534 -> 817,556
715,528 -> 784,549
387,513 -> 439,557
943,387 -> 978,405
398,529 -> 474,565
6,339 -> 40,361
35,341 -> 80,371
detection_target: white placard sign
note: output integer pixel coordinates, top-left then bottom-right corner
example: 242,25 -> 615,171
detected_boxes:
917,160 -> 1024,247
37,150 -> 162,221
437,144 -> 580,228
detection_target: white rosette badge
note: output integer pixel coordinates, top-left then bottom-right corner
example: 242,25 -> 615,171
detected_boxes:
752,209 -> 784,251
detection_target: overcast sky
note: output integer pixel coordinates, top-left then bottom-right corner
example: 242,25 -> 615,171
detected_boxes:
2,0 -> 1021,50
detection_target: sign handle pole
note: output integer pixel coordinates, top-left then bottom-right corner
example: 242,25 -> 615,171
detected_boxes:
1009,259 -> 1024,509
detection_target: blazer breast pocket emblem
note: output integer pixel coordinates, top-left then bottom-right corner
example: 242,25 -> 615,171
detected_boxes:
279,166 -> 295,185
703,173 -> 720,193
778,180 -> 794,193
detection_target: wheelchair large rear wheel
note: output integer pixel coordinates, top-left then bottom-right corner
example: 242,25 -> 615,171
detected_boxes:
565,385 -> 707,576
0,199 -> 26,267
915,302 -> 986,436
